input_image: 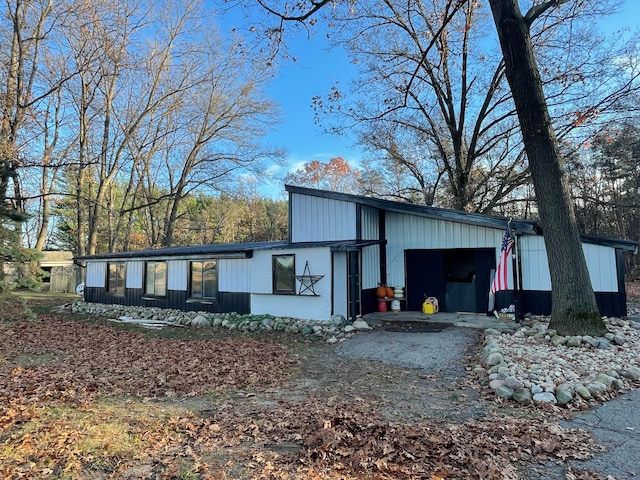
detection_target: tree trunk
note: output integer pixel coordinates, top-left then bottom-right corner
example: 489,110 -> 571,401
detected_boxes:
488,0 -> 606,336
162,187 -> 184,248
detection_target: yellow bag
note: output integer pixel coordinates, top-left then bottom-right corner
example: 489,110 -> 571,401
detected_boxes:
422,296 -> 439,314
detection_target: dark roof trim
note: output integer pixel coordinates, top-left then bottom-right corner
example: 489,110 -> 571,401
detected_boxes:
74,239 -> 384,262
580,235 -> 638,253
75,240 -> 289,262
285,184 -> 539,234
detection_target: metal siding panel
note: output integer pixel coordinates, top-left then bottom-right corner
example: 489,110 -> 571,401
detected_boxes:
583,244 -> 616,292
360,206 -> 379,240
219,258 -> 250,292
167,260 -> 187,291
141,295 -> 169,309
85,262 -> 106,288
125,261 -> 143,289
290,193 -> 356,242
83,286 -> 143,306
361,245 -> 380,289
519,237 -> 618,293
176,290 -> 250,314
520,290 -> 625,317
520,236 -> 551,290
332,251 -> 348,318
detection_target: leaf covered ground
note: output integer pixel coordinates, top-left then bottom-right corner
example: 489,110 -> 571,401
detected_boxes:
0,296 -> 610,479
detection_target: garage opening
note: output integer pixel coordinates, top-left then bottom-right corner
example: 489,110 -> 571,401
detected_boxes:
405,248 -> 494,313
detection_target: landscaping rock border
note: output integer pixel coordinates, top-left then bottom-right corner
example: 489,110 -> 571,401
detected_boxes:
70,301 -> 372,343
479,316 -> 640,407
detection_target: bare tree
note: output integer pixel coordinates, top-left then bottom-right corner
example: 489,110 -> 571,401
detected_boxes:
0,0 -> 74,286
242,0 -> 638,334
59,0 -> 282,253
152,31 -> 282,247
488,0 -> 609,335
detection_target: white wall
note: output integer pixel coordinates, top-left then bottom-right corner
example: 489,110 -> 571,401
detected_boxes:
250,246 -> 333,321
520,236 -> 618,292
290,193 -> 357,242
583,243 -> 617,292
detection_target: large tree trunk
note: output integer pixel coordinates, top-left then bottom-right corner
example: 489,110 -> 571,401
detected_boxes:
488,0 -> 606,336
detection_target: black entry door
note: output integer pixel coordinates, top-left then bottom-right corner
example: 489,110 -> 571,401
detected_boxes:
347,250 -> 361,321
405,250 -> 445,311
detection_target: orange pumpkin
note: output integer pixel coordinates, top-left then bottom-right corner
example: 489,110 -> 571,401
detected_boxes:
377,286 -> 387,298
386,287 -> 394,298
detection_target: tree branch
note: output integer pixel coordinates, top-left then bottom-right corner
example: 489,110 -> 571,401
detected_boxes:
256,0 -> 333,22
525,0 -> 570,26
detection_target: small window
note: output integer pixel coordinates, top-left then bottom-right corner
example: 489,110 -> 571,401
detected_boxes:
190,260 -> 218,300
273,254 -> 295,294
107,262 -> 126,294
145,261 -> 166,296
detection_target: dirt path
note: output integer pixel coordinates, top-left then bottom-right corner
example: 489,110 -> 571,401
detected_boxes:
272,328 -> 487,424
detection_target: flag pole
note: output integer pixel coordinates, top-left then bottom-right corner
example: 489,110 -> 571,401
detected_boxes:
509,219 -> 523,322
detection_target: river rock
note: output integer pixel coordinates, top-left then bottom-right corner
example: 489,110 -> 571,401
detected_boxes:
622,366 -> 640,381
613,334 -> 627,346
531,384 -> 543,395
566,336 -> 583,347
489,379 -> 505,390
555,388 -> 573,405
587,381 -> 607,397
594,373 -> 615,389
533,392 -> 557,404
485,352 -> 504,367
582,335 -> 599,348
191,314 -> 210,328
495,386 -> 514,399
512,388 -> 532,404
352,319 -> 371,331
504,375 -> 524,390
575,385 -> 592,400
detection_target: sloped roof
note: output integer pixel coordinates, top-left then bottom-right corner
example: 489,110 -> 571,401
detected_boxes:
285,184 -> 539,234
40,250 -> 74,266
285,185 -> 638,252
75,241 -> 289,261
75,239 -> 385,262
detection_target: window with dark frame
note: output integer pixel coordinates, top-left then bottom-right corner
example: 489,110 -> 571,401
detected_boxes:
190,260 -> 218,300
145,261 -> 167,296
107,262 -> 126,294
272,254 -> 295,294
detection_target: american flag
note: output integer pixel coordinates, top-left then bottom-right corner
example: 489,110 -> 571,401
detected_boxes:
490,225 -> 514,294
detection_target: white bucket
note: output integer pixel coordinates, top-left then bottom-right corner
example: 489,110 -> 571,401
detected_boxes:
391,299 -> 401,312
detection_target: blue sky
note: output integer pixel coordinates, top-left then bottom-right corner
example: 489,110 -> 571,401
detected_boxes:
219,1 -> 640,198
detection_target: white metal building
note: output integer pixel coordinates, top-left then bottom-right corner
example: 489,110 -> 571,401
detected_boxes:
76,185 -> 638,321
